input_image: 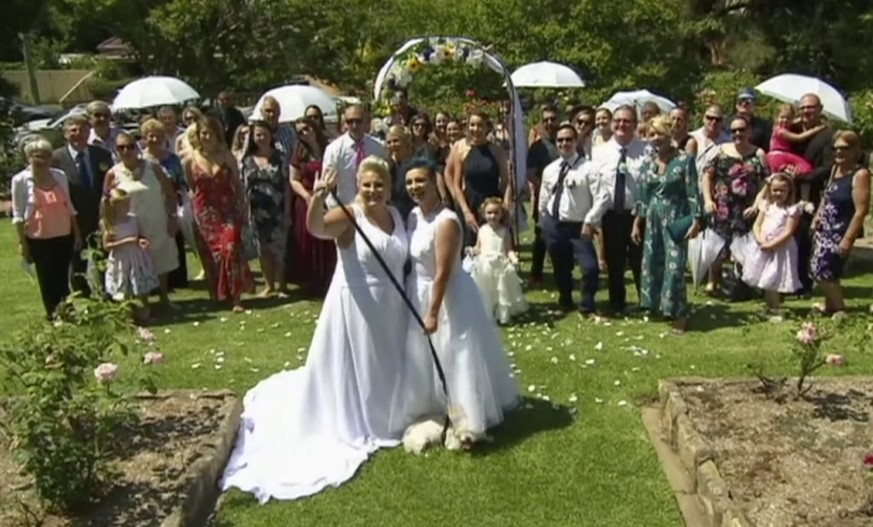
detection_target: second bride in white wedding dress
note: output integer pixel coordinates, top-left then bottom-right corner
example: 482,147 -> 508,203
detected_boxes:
401,160 -> 519,446
221,156 -> 410,502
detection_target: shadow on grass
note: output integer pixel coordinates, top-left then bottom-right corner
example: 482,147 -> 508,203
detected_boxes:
472,397 -> 574,456
147,288 -> 310,328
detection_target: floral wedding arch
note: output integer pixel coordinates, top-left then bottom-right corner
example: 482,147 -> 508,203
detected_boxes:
373,36 -> 529,230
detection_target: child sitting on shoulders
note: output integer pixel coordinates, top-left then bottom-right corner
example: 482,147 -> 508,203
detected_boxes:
468,197 -> 528,324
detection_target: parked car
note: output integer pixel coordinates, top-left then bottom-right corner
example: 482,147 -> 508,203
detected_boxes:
1,97 -> 64,127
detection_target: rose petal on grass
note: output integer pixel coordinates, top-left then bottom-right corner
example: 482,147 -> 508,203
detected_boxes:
549,356 -> 558,364
585,359 -> 595,365
617,400 -> 628,407
527,385 -> 536,392
568,394 -> 578,403
594,342 -> 603,351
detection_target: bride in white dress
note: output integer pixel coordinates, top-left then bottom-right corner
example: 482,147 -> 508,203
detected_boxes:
221,156 -> 410,502
401,160 -> 519,446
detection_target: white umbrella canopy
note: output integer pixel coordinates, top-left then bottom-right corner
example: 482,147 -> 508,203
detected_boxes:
755,74 -> 852,123
112,76 -> 200,111
601,89 -> 675,115
251,85 -> 338,124
510,61 -> 585,88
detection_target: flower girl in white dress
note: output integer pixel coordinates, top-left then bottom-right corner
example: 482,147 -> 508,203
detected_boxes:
102,188 -> 160,322
469,198 -> 528,324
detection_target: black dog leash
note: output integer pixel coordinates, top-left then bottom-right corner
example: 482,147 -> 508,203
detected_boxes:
329,190 -> 453,437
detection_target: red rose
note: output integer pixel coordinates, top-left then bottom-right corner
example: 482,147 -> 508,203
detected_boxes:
864,452 -> 873,469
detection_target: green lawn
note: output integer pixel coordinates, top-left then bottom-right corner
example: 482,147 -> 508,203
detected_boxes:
1,219 -> 870,527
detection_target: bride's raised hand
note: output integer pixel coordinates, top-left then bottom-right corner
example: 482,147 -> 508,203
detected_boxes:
314,168 -> 338,197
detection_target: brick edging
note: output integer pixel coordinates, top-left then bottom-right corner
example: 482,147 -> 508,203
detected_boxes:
659,379 -> 753,527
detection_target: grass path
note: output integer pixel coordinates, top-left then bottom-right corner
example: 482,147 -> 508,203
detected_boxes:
0,220 -> 870,526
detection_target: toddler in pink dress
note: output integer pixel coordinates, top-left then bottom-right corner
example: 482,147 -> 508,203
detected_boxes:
766,104 -> 826,201
742,174 -> 802,319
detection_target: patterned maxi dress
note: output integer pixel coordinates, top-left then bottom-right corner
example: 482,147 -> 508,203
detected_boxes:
705,150 -> 769,256
190,163 -> 254,301
241,152 -> 288,260
637,152 -> 701,318
811,167 -> 859,282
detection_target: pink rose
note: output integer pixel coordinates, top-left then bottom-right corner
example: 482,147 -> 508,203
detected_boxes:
825,354 -> 845,366
796,322 -> 817,345
137,327 -> 156,342
143,352 -> 164,365
728,164 -> 746,177
730,178 -> 747,196
94,363 -> 118,384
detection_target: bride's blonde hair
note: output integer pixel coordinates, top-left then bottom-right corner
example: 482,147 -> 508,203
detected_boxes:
356,156 -> 391,202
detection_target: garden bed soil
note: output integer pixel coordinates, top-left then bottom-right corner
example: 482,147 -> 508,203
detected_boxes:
0,391 -> 241,527
666,377 -> 873,527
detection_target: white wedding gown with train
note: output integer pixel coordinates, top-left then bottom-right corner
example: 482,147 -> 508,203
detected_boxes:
221,205 -> 409,502
402,207 -> 520,435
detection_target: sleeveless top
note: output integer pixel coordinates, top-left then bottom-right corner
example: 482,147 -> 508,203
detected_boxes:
334,205 -> 408,288
408,207 -> 462,281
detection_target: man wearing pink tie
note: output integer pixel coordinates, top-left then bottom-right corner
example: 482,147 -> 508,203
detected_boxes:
321,104 -> 388,208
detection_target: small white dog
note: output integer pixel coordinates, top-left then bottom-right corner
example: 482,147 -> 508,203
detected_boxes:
402,415 -> 492,454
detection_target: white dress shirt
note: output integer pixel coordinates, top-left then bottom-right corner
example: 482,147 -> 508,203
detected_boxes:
88,127 -> 121,162
321,132 -> 388,207
538,153 -> 599,223
586,137 -> 649,226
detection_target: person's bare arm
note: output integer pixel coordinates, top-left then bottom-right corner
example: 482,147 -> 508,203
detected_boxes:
842,168 -> 872,250
685,137 -> 698,157
305,169 -> 354,245
752,207 -> 767,245
776,124 -> 826,143
289,163 -> 311,202
425,217 -> 462,332
762,210 -> 800,250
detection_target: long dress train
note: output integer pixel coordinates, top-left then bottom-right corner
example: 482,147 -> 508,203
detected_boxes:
221,205 -> 410,502
402,207 -> 519,435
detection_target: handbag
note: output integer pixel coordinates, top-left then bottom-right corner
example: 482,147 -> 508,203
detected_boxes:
666,215 -> 694,244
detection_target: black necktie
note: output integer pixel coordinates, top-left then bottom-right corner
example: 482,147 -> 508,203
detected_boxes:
551,160 -> 571,219
76,151 -> 91,189
613,147 -> 628,211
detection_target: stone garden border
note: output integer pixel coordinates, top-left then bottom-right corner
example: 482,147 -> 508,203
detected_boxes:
642,378 -> 755,527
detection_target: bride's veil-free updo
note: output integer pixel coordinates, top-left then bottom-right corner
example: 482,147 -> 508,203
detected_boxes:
356,156 -> 392,201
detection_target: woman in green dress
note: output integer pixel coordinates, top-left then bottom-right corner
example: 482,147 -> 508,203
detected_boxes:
632,115 -> 703,334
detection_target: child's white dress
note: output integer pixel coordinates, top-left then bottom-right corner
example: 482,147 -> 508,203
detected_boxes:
105,214 -> 160,300
742,202 -> 802,293
470,224 -> 528,324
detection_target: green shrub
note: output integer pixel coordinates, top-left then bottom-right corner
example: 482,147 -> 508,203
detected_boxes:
0,294 -> 161,512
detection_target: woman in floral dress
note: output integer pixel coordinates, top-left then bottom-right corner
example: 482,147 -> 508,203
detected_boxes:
701,115 -> 768,293
632,116 -> 702,334
288,117 -> 335,296
183,116 -> 253,312
241,120 -> 290,298
811,131 -> 871,316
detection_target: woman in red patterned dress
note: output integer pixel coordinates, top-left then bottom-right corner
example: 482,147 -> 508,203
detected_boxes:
183,116 -> 254,312
288,117 -> 335,296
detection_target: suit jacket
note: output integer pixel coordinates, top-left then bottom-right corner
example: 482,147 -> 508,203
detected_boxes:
52,145 -> 113,238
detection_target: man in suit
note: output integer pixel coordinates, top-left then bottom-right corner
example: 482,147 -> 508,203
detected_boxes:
583,105 -> 648,316
52,114 -> 114,296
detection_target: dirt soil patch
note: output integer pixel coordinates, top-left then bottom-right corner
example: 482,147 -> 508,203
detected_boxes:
0,391 -> 239,527
677,377 -> 873,527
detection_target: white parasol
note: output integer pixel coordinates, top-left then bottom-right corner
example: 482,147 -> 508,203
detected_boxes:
688,228 -> 727,287
755,74 -> 852,123
510,61 -> 585,88
600,90 -> 675,116
251,85 -> 338,124
112,76 -> 200,111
